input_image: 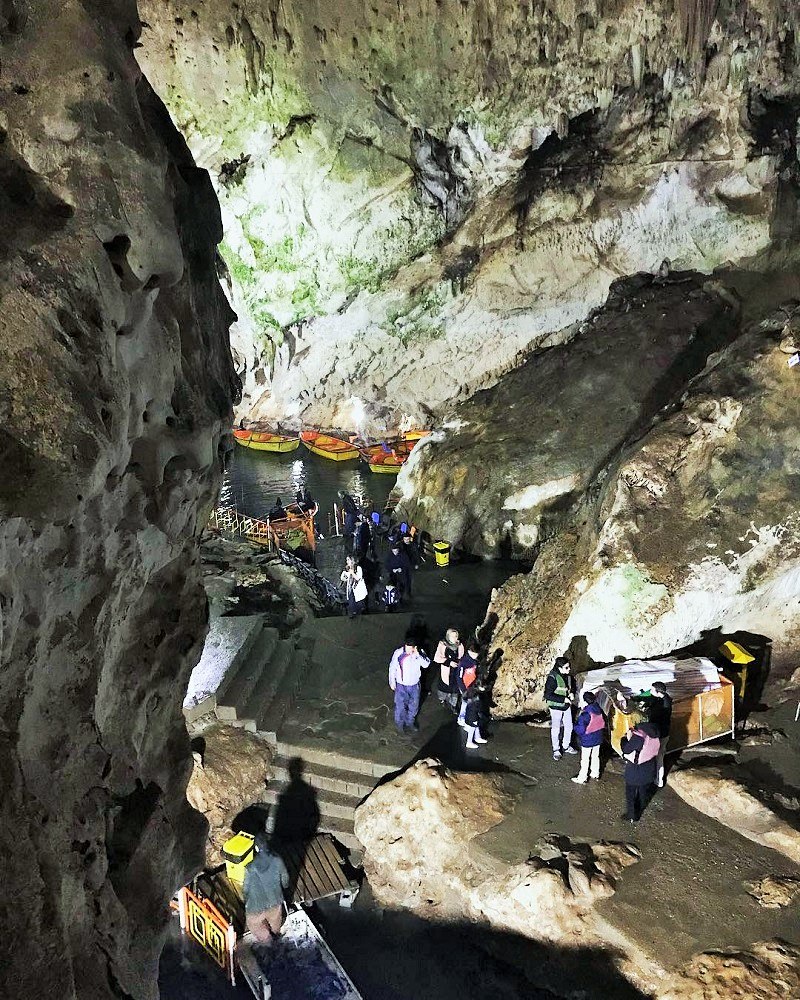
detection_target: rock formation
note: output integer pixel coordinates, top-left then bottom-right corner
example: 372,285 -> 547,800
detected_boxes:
669,766 -> 800,866
355,760 -> 647,994
663,940 -> 800,1000
0,3 -> 237,999
186,725 -> 272,864
138,1 -> 800,429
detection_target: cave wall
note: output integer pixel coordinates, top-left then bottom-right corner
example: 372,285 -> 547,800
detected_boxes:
138,0 -> 800,429
0,2 -> 237,998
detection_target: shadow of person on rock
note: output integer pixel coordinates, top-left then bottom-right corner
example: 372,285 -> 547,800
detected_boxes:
272,756 -> 320,845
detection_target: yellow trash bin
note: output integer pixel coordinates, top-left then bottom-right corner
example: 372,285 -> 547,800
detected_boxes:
221,831 -> 255,885
433,541 -> 450,568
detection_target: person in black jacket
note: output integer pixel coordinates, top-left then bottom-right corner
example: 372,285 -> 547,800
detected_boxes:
620,720 -> 660,823
543,657 -> 578,761
385,541 -> 412,601
648,681 -> 673,788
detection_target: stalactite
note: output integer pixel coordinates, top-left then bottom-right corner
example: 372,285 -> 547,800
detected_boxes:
677,0 -> 719,67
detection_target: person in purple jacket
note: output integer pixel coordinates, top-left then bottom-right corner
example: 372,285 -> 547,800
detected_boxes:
571,691 -> 606,783
388,639 -> 430,734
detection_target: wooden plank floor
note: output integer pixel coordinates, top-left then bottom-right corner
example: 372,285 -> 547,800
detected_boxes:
281,833 -> 357,905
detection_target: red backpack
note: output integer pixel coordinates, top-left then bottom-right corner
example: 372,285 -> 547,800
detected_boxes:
624,727 -> 660,764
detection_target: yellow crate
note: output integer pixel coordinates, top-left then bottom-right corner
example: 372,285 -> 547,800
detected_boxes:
221,832 -> 255,885
433,541 -> 450,567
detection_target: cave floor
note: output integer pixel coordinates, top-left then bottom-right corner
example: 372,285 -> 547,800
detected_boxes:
276,556 -> 800,980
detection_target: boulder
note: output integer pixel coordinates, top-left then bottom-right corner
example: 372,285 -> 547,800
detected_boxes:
186,726 -> 272,864
745,876 -> 800,909
355,760 -> 640,945
662,941 -> 800,1000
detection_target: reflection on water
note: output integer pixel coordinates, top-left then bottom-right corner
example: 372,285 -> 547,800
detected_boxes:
220,447 -> 397,528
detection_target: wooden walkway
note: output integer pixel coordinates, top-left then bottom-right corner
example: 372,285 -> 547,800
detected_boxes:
282,833 -> 358,906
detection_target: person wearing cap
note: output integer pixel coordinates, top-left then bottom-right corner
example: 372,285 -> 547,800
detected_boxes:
243,832 -> 290,948
434,627 -> 464,712
544,656 -> 578,760
648,681 -> 673,788
388,638 -> 430,733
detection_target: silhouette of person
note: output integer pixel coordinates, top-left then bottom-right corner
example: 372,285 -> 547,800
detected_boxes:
271,757 -> 320,844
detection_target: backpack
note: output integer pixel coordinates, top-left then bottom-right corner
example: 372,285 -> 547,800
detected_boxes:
585,708 -> 605,735
624,727 -> 660,764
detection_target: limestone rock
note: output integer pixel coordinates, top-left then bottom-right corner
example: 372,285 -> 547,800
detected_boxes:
355,760 -> 640,948
669,768 -> 800,866
186,725 -> 272,864
745,876 -> 800,909
139,1 -> 800,429
482,303 -> 800,715
396,273 -> 739,557
662,940 -> 800,1000
0,5 -> 236,999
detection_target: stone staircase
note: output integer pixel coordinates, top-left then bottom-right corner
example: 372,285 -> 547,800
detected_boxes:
264,740 -> 399,852
214,621 -> 315,743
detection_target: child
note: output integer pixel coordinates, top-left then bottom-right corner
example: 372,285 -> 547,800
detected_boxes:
463,685 -> 489,749
571,691 -> 606,783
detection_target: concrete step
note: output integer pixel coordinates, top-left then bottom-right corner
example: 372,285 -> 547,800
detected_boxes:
214,626 -> 279,720
213,615 -> 268,704
256,645 -> 314,742
263,783 -> 360,822
265,798 -> 361,852
238,641 -> 294,725
270,756 -> 376,801
275,740 -> 399,780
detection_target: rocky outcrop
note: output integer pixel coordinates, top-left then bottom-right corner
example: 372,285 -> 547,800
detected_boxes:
669,768 -> 800,866
355,760 -> 644,989
663,941 -> 800,1000
396,272 -> 740,557
474,300 -> 800,715
746,876 -> 800,909
0,4 -> 236,999
139,1 -> 800,429
186,725 -> 272,864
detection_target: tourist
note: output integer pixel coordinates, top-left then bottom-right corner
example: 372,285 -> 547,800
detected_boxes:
353,515 -> 374,561
337,490 -> 358,539
544,656 -> 578,760
402,531 -> 420,569
620,720 -> 661,823
385,540 -> 412,602
456,640 -> 480,727
434,628 -> 464,712
571,691 -> 606,783
243,832 -> 290,948
462,685 -> 488,748
295,487 -> 315,512
648,681 -> 673,788
340,555 -> 368,618
388,638 -> 430,733
268,496 -> 286,520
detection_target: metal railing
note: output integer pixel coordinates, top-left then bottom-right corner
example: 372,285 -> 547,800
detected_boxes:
209,506 -> 279,549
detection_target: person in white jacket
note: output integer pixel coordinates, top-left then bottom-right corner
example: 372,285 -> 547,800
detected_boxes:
341,555 -> 368,618
388,640 -> 430,733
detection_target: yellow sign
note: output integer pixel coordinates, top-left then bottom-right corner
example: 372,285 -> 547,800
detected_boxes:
178,887 -> 236,984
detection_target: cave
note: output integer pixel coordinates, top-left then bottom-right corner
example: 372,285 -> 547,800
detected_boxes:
2,2 -> 800,999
